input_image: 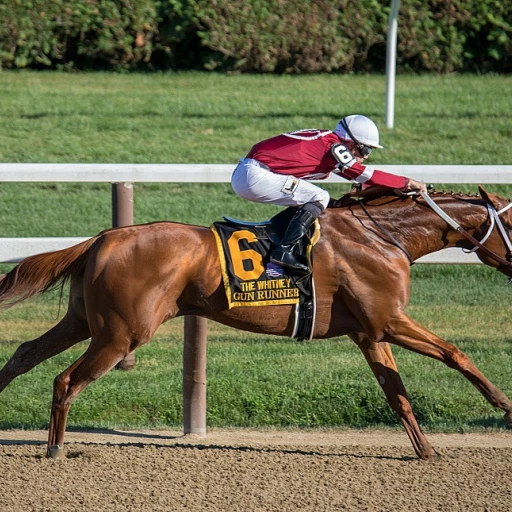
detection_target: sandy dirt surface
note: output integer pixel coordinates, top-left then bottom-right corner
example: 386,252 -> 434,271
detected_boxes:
0,428 -> 511,511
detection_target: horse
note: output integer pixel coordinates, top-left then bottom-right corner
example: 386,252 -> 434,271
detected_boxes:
0,185 -> 511,461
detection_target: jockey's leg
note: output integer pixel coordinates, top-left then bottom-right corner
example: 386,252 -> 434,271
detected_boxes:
270,201 -> 324,274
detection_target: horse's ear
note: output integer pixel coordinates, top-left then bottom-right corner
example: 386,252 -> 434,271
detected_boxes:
479,185 -> 504,210
478,185 -> 493,204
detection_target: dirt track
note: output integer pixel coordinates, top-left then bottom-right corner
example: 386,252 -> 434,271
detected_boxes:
0,428 -> 511,511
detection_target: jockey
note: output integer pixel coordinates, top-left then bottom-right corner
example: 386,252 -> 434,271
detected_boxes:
231,114 -> 426,274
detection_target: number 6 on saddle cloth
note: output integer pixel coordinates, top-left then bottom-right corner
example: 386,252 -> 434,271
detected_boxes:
210,208 -> 321,341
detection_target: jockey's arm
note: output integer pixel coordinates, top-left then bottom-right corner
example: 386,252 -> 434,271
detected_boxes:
331,143 -> 425,192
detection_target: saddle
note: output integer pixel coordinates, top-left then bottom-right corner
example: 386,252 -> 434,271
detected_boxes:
223,208 -> 317,262
210,208 -> 320,341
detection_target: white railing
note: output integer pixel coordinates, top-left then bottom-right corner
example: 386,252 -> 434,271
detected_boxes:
2,163 -> 512,436
1,164 -> 511,264
2,163 -> 512,183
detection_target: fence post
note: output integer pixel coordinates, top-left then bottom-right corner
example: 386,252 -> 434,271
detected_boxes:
112,182 -> 134,227
112,182 -> 136,370
183,315 -> 208,435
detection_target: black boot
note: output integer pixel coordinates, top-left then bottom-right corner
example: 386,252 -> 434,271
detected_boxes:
270,203 -> 322,274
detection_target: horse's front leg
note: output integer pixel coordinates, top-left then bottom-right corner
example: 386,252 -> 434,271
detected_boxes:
385,313 -> 512,427
349,334 -> 437,460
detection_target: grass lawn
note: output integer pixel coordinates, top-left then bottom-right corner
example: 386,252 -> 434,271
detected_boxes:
0,71 -> 510,432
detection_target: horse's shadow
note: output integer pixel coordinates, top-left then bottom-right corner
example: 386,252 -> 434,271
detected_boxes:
0,426 -> 180,446
0,426 -> 416,461
160,442 -> 417,462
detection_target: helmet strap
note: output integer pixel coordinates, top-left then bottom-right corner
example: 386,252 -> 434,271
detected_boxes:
340,118 -> 362,147
340,118 -> 372,157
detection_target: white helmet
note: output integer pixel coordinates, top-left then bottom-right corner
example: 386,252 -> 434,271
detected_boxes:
334,114 -> 383,149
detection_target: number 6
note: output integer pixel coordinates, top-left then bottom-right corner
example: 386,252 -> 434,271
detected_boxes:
227,230 -> 264,280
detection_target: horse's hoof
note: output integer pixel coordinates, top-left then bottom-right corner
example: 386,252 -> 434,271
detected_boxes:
47,444 -> 64,460
115,355 -> 136,371
115,361 -> 135,371
418,447 -> 441,461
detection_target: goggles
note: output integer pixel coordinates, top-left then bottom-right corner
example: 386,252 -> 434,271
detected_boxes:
356,144 -> 372,158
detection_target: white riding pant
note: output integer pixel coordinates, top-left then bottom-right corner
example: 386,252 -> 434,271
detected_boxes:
231,158 -> 330,209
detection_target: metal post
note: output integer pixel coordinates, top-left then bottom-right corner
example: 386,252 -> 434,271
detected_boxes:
183,315 -> 208,436
385,0 -> 400,129
112,182 -> 135,370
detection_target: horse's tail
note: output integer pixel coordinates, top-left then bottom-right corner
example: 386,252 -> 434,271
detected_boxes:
0,236 -> 100,309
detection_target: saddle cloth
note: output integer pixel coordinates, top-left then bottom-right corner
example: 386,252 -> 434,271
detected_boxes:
210,209 -> 320,341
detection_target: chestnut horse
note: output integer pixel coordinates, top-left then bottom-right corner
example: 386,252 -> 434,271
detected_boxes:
0,186 -> 511,460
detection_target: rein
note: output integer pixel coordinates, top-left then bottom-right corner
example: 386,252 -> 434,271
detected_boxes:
420,191 -> 512,275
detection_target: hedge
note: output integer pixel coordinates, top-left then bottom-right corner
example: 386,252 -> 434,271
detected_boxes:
0,0 -> 510,73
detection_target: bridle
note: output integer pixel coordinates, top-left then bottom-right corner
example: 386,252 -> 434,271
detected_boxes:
420,191 -> 512,279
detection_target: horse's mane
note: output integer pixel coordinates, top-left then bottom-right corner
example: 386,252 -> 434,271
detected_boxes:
328,187 -> 400,208
328,187 -> 483,209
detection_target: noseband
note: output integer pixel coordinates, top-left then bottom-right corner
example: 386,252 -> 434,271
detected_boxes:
420,191 -> 512,279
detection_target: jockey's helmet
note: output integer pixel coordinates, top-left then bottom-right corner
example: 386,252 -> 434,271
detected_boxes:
334,115 -> 384,150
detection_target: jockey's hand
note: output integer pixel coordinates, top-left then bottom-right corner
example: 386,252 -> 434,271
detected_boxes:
404,178 -> 428,194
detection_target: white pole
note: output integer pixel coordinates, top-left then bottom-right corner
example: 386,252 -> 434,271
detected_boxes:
385,0 -> 400,128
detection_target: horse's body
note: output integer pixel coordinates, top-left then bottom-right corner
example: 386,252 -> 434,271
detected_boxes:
0,187 -> 511,460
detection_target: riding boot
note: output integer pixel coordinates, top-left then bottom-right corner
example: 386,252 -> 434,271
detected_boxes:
270,203 -> 322,274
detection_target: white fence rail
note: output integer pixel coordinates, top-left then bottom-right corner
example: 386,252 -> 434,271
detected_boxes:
2,163 -> 512,183
1,164 -> 512,264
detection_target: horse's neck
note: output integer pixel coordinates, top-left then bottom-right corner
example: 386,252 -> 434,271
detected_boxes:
397,195 -> 489,260
328,194 -> 489,261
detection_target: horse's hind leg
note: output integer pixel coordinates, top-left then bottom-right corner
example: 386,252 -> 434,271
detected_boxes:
0,279 -> 90,393
0,312 -> 90,393
386,313 -> 512,426
47,339 -> 128,459
350,334 -> 436,460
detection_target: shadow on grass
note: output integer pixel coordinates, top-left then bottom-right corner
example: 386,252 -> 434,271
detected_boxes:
20,111 -> 345,121
466,417 -> 511,429
21,110 -> 510,122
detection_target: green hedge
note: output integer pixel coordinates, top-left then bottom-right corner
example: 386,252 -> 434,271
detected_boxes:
1,0 -> 510,73
0,0 -> 159,70
397,0 -> 512,73
193,0 -> 387,73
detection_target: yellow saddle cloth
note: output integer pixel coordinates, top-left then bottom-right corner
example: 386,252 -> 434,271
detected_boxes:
210,217 -> 320,309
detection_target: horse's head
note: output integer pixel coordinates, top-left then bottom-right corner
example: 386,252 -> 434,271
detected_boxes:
475,185 -> 512,278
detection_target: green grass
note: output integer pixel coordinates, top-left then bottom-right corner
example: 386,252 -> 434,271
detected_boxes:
0,311 -> 510,432
0,71 -> 511,433
1,71 -> 512,164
